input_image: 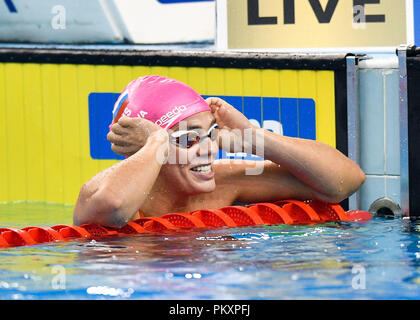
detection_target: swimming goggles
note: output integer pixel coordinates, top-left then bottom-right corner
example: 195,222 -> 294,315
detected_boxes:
169,124 -> 218,149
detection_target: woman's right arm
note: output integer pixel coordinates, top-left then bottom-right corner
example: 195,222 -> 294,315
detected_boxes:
73,121 -> 168,228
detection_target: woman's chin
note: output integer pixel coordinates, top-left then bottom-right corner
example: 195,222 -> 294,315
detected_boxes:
183,177 -> 216,195
190,180 -> 216,194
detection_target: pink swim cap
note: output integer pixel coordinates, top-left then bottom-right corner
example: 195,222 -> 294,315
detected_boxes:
111,75 -> 211,130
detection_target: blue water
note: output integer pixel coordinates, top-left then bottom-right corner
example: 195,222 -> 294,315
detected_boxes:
1,203 -> 420,299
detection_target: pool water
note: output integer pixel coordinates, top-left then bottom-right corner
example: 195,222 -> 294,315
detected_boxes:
1,202 -> 420,300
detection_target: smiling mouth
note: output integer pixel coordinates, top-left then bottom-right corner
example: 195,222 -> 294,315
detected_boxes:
190,164 -> 212,173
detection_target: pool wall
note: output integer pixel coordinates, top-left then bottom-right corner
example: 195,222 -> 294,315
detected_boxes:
356,55 -> 401,212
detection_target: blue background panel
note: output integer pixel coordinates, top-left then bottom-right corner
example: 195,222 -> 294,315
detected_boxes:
89,93 -> 316,160
298,98 -> 316,140
243,96 -> 262,124
220,95 -> 243,113
280,98 -> 298,138
88,93 -> 124,160
262,97 -> 280,127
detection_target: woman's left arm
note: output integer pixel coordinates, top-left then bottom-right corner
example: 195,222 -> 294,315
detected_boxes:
258,131 -> 365,202
207,97 -> 365,204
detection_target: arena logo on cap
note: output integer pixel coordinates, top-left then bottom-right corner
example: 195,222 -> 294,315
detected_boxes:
155,105 -> 187,128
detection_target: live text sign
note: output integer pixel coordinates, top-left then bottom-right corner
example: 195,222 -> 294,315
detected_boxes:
226,0 -> 407,49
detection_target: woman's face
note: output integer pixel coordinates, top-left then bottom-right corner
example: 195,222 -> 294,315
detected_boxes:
160,111 -> 219,195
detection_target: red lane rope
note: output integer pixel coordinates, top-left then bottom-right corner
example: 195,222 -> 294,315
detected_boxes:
0,234 -> 9,247
191,209 -> 237,228
0,200 -> 371,248
161,213 -> 207,229
112,222 -> 150,234
0,227 -> 37,247
248,203 -> 295,225
219,206 -> 265,226
51,225 -> 91,239
307,200 -> 349,222
133,217 -> 177,232
21,226 -> 64,243
346,210 -> 373,222
79,224 -> 118,237
275,200 -> 321,223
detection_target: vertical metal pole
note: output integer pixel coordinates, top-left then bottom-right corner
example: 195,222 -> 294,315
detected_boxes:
398,45 -> 410,217
346,56 -> 360,210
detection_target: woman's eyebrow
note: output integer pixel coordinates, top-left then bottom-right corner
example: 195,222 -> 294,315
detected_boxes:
187,119 -> 216,130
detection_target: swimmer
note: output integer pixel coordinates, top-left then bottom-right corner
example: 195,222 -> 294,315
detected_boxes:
73,76 -> 365,227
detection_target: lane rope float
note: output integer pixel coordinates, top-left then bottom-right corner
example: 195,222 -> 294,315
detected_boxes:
0,200 -> 371,248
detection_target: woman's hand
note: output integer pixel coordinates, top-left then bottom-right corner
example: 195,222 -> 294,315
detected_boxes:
107,116 -> 167,157
206,97 -> 254,132
206,97 -> 257,154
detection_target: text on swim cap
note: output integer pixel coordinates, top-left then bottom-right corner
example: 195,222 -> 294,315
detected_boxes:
155,105 -> 187,127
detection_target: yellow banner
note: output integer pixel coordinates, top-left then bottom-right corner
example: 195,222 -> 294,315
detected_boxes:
227,0 -> 407,49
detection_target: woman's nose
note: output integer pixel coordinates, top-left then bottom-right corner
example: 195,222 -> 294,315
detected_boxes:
196,138 -> 218,159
